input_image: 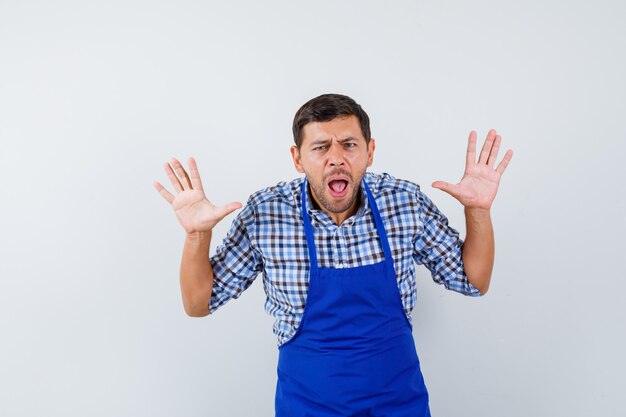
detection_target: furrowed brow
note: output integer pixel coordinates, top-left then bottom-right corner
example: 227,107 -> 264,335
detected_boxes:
310,138 -> 330,146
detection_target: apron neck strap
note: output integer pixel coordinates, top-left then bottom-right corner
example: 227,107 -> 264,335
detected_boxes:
301,177 -> 393,270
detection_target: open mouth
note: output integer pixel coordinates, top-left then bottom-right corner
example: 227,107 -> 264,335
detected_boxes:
328,179 -> 349,199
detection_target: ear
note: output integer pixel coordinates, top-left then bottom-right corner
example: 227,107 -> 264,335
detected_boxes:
290,145 -> 305,173
367,138 -> 376,167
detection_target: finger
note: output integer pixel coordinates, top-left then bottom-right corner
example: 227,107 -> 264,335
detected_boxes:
478,129 -> 497,165
188,156 -> 205,192
495,149 -> 513,175
466,131 -> 477,167
432,181 -> 462,198
164,162 -> 183,193
153,181 -> 175,204
487,134 -> 501,167
223,201 -> 243,214
215,202 -> 243,220
170,157 -> 193,190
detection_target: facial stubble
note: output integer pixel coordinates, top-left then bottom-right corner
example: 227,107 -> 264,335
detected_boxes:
309,169 -> 366,214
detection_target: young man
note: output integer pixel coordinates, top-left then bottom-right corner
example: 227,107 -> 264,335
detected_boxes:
154,93 -> 513,416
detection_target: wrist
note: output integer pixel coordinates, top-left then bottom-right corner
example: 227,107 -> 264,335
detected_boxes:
464,206 -> 491,220
186,230 -> 212,241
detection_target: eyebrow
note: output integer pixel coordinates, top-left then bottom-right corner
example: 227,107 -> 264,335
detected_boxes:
309,136 -> 360,146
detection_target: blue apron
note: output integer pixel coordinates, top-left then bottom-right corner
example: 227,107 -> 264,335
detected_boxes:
274,178 -> 431,417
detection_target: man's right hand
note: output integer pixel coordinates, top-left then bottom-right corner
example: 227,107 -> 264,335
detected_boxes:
153,157 -> 242,235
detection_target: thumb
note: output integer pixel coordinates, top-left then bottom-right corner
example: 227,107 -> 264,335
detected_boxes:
431,181 -> 460,197
216,201 -> 243,219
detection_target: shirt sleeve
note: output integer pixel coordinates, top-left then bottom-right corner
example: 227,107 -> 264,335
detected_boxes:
208,200 -> 264,314
411,189 -> 483,297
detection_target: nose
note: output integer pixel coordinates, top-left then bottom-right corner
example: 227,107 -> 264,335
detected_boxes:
328,141 -> 345,166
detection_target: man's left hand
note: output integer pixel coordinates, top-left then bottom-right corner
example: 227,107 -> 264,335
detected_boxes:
432,129 -> 513,210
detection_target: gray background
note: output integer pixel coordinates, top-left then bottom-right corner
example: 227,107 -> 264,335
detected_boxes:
1,0 -> 624,416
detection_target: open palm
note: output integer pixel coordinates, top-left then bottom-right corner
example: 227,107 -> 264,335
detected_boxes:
432,129 -> 513,210
154,157 -> 242,234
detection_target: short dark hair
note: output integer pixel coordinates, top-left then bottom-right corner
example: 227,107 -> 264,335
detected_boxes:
292,93 -> 371,149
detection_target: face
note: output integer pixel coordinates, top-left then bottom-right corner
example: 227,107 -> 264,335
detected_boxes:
291,115 -> 375,222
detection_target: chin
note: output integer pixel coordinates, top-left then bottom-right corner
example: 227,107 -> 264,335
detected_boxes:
324,186 -> 358,214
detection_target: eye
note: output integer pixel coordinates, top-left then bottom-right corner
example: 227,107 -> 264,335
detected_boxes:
344,142 -> 356,148
313,145 -> 327,151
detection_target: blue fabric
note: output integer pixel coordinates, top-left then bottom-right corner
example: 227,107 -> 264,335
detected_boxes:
274,178 -> 431,416
208,172 -> 482,348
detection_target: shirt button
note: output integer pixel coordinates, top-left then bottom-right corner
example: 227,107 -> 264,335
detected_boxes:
335,262 -> 344,268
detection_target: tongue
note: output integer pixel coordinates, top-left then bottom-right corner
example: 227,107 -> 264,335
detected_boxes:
329,180 -> 347,193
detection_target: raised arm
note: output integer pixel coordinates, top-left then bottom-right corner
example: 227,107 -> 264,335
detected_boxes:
431,129 -> 513,294
154,157 -> 242,316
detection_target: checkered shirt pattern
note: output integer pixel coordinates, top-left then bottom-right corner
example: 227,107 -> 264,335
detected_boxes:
209,171 -> 482,347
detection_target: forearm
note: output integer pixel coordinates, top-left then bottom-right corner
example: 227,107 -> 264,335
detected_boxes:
180,231 -> 214,317
461,207 -> 494,294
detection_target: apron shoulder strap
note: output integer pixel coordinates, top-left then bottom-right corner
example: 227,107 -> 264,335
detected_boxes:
301,177 -> 394,269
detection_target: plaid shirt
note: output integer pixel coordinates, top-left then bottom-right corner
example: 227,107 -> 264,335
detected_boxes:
209,171 -> 482,347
